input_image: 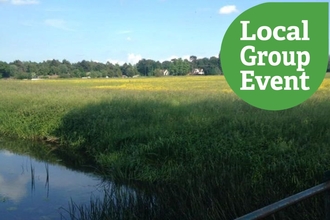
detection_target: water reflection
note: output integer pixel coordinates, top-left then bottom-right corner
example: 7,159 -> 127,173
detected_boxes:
0,144 -> 105,219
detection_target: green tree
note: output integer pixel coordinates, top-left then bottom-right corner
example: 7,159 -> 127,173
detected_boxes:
112,64 -> 122,77
90,71 -> 102,78
190,55 -> 197,74
49,66 -> 59,75
77,60 -> 92,72
208,66 -> 222,75
26,62 -> 38,74
59,64 -> 69,75
121,63 -> 139,77
39,62 -> 50,76
136,59 -> 158,76
0,61 -> 10,78
170,58 -> 190,75
152,68 -> 164,77
9,65 -> 20,77
161,61 -> 172,71
72,69 -> 83,78
12,60 -> 26,73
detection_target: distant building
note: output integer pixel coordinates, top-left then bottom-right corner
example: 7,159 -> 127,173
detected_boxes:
163,69 -> 169,76
191,68 -> 204,75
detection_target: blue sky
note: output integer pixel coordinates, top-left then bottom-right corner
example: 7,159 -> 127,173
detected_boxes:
0,0 -> 328,64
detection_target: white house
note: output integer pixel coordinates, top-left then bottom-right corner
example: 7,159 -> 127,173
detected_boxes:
192,68 -> 204,75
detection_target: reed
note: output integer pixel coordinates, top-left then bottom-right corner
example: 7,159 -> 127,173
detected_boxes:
0,75 -> 329,219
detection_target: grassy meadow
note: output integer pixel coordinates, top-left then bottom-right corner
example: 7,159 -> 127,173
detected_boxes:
1,74 -> 330,219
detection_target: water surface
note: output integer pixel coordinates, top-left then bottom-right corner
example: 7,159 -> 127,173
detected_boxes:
0,139 -> 106,220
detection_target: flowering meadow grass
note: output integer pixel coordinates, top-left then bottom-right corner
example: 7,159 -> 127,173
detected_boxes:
1,75 -> 330,219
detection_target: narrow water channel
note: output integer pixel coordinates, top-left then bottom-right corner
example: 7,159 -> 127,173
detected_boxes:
0,138 -> 107,220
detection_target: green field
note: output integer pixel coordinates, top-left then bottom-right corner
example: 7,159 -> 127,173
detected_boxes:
1,75 -> 330,219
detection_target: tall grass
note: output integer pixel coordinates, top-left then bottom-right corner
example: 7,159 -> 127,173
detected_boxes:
61,183 -> 162,220
1,75 -> 330,219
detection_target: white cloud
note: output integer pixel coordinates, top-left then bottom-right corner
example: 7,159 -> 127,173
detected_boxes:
182,55 -> 191,60
106,59 -> 125,65
126,37 -> 131,41
1,150 -> 14,157
44,19 -> 73,31
219,5 -> 238,15
166,55 -> 178,61
11,0 -> 39,5
127,53 -> 142,65
161,55 -> 191,62
107,53 -> 142,65
0,174 -> 29,203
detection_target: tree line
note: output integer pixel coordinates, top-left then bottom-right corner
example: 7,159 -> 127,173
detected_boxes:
0,55 -> 223,79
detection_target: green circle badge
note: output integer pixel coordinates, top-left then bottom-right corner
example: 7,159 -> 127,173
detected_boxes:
220,2 -> 328,110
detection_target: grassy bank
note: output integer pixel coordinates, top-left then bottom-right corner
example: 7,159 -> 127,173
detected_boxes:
1,75 -> 330,219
